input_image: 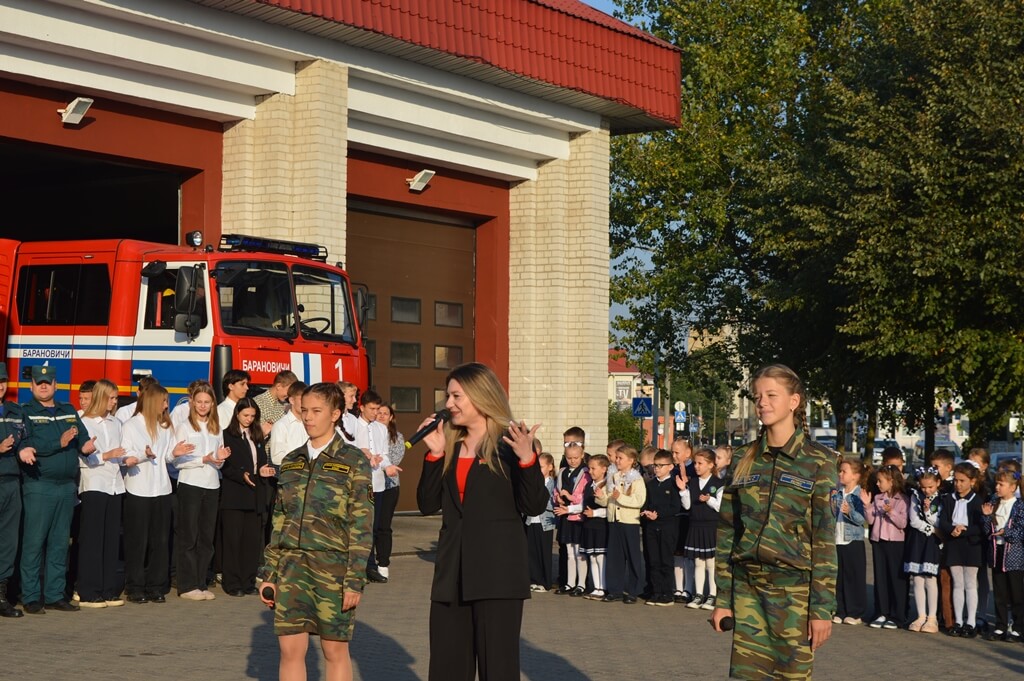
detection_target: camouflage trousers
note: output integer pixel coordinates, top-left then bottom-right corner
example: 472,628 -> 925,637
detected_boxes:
274,550 -> 357,641
729,566 -> 813,680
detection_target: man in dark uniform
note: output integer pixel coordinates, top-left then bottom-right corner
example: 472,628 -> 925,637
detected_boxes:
17,365 -> 96,613
0,364 -> 26,617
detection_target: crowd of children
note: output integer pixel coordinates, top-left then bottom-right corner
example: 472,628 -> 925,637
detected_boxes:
830,445 -> 1024,642
529,428 -> 734,612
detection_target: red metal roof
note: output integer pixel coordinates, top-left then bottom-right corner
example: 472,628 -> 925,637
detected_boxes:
608,348 -> 640,374
202,0 -> 680,130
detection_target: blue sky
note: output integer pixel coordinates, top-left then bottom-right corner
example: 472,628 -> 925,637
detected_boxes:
582,0 -> 619,16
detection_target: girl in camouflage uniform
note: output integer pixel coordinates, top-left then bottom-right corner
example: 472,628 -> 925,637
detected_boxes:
712,364 -> 837,680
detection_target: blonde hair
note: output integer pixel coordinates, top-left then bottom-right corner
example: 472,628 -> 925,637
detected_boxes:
733,364 -> 807,480
83,379 -> 118,419
140,384 -> 172,439
186,383 -> 221,435
442,363 -> 515,477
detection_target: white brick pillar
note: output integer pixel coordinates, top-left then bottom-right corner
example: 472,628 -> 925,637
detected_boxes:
222,59 -> 348,263
508,125 -> 610,450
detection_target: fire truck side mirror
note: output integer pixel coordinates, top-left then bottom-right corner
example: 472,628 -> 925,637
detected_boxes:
173,265 -> 204,339
353,284 -> 370,333
174,313 -> 202,338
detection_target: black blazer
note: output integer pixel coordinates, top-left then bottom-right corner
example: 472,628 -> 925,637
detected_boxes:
220,430 -> 270,513
417,442 -> 548,603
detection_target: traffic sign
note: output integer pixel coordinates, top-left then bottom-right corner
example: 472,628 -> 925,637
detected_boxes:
690,421 -> 699,433
632,397 -> 653,418
674,400 -> 685,411
674,410 -> 687,423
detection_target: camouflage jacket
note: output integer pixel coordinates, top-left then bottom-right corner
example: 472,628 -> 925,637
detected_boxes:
716,429 -> 838,621
259,435 -> 373,593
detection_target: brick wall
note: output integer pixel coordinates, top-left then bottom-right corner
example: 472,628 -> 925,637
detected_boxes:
508,125 -> 610,451
222,60 -> 348,264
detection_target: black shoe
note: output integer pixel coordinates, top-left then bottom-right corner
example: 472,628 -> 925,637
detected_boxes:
673,591 -> 687,604
23,601 -> 44,614
569,586 -> 585,597
985,629 -> 1005,642
225,589 -> 246,597
148,593 -> 166,604
680,590 -> 694,604
244,586 -> 259,595
44,599 -> 79,612
962,625 -> 977,638
600,594 -> 620,603
127,594 -> 149,604
948,624 -> 963,637
366,569 -> 388,584
553,585 -> 570,595
0,599 -> 22,618
622,594 -> 638,604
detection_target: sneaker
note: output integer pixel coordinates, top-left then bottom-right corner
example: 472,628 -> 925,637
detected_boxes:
583,590 -> 605,601
843,617 -> 863,626
622,594 -> 638,604
654,594 -> 675,607
378,566 -> 389,579
105,598 -> 125,607
701,595 -> 716,610
1006,629 -> 1021,643
869,616 -> 887,629
78,599 -> 107,609
832,616 -> 843,624
45,599 -> 80,612
179,590 -> 206,601
920,617 -> 939,634
529,584 -> 543,592
201,590 -> 216,601
600,594 -> 620,603
686,595 -> 705,609
908,616 -> 926,632
882,619 -> 899,630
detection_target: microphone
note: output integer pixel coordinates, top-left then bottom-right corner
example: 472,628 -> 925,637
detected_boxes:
709,616 -> 734,631
261,586 -> 275,609
405,409 -> 452,449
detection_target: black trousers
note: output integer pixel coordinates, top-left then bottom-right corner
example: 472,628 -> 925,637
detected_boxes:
429,598 -> 523,681
369,486 -> 400,569
525,524 -> 553,587
555,516 -> 568,588
76,491 -> 124,601
221,509 -> 264,593
606,523 -> 643,597
123,493 -> 171,597
836,541 -> 867,619
175,483 -> 219,594
642,520 -> 677,597
871,539 -> 907,623
992,546 -> 1024,631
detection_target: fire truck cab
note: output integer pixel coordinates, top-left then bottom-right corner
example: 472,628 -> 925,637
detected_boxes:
0,234 -> 370,404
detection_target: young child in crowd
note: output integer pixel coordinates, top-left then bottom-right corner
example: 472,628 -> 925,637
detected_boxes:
670,437 -> 696,603
938,461 -> 986,637
526,452 -> 557,592
679,447 -> 723,610
639,445 -> 658,481
863,464 -> 909,629
969,448 -> 994,624
553,427 -> 590,596
597,444 -> 646,603
581,454 -> 610,600
982,469 -> 1024,642
832,458 -> 867,625
714,445 -> 733,485
929,448 -> 957,629
640,449 -> 681,606
905,467 -> 943,633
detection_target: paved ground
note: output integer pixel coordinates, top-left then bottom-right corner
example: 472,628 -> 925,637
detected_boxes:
5,515 -> 1024,679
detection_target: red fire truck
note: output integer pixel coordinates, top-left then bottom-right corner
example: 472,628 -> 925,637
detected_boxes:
0,234 -> 370,404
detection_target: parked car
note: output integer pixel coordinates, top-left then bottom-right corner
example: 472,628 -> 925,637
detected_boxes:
991,451 -> 1023,472
871,439 -> 901,465
910,439 -> 963,469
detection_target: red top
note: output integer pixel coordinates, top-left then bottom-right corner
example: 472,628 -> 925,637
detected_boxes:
428,450 -> 538,501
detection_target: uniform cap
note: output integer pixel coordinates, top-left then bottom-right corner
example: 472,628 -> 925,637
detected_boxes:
31,366 -> 55,384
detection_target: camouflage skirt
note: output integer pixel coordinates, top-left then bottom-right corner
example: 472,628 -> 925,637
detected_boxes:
274,550 -> 356,641
729,565 -> 813,680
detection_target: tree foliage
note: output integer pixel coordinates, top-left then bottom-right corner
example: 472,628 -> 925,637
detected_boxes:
610,0 -> 1024,446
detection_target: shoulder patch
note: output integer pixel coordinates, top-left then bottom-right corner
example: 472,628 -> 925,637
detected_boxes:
280,461 -> 306,472
322,462 -> 350,475
733,474 -> 760,487
779,473 -> 814,492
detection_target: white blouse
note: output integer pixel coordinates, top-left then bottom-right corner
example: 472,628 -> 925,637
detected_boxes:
173,419 -> 224,490
121,414 -> 176,497
79,414 -> 125,495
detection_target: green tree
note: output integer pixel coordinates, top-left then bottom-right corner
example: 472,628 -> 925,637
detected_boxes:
608,401 -> 646,450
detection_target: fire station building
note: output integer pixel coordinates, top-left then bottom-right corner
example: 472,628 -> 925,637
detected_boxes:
1,0 -> 679,507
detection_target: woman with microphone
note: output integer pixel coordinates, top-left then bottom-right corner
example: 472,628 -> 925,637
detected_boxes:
416,362 -> 549,681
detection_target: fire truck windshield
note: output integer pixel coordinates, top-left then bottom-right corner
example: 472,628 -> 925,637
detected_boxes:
214,260 -> 356,344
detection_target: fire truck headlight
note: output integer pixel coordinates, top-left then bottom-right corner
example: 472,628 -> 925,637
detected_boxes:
186,231 -> 203,248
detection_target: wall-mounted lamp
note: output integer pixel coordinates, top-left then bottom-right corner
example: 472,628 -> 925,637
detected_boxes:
58,97 -> 94,125
406,169 -> 435,192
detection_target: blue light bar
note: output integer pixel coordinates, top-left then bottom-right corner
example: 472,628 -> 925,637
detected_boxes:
219,234 -> 328,262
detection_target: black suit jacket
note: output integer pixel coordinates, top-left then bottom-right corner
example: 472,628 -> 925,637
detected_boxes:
417,441 -> 548,603
220,431 -> 270,513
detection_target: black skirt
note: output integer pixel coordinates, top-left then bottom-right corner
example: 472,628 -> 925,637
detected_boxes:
683,522 -> 716,559
580,520 -> 607,555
